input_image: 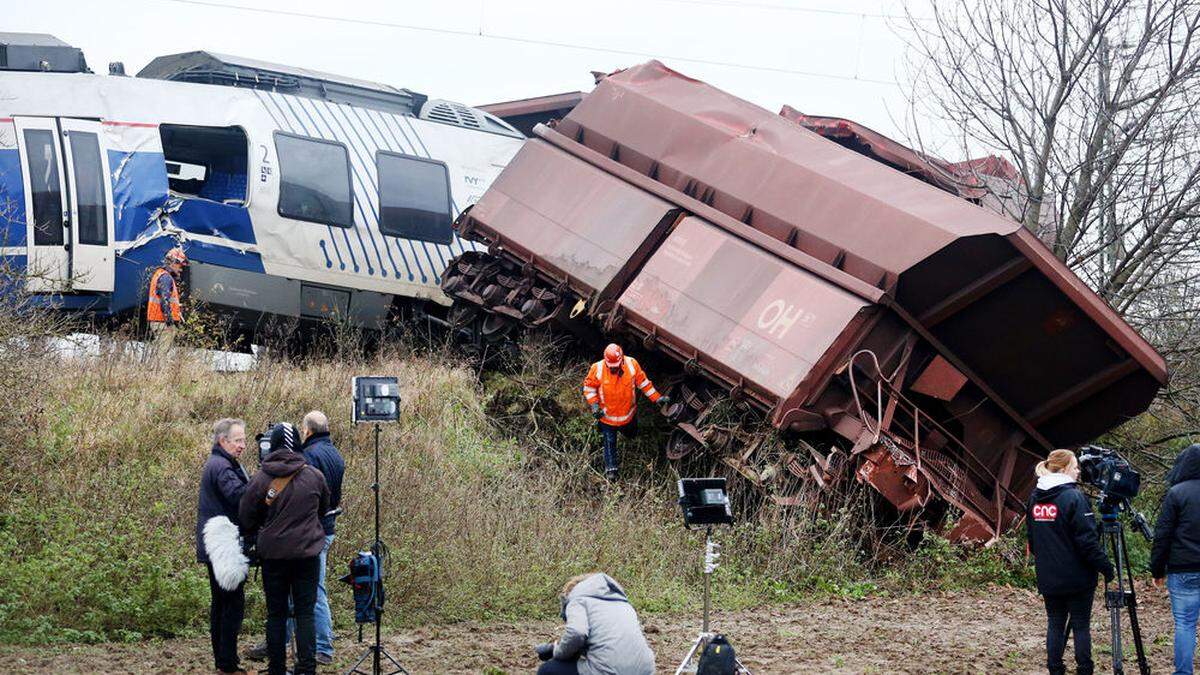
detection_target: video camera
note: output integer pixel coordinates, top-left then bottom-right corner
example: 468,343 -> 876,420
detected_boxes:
254,422 -> 277,463
1078,445 -> 1152,541
1078,444 -> 1141,502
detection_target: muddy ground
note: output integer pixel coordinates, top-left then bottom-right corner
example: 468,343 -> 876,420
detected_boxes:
0,583 -> 1180,673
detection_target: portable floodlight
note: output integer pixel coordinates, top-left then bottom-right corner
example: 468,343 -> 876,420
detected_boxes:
352,376 -> 401,424
678,477 -> 734,528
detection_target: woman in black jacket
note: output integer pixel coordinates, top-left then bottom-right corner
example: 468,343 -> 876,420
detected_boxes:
1027,449 -> 1114,675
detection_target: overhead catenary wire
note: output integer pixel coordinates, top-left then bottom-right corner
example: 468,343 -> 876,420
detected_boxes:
150,0 -> 900,86
650,0 -> 915,21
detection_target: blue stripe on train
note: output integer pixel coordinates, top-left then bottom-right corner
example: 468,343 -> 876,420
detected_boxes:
0,148 -> 26,247
109,149 -> 168,242
171,198 -> 257,245
109,150 -> 257,246
110,236 -> 265,316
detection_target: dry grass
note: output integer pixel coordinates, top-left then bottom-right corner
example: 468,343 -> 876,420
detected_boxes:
0,334 -> 764,643
0,310 -> 1039,645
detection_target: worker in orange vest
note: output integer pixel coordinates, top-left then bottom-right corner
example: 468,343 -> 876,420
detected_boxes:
147,246 -> 187,342
582,344 -> 670,480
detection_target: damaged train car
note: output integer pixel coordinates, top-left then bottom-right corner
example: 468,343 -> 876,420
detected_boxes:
442,61 -> 1167,542
0,33 -> 522,343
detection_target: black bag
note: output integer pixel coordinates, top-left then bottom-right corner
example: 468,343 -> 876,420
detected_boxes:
698,634 -> 738,675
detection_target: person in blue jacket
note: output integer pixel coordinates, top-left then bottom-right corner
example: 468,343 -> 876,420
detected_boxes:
1150,444 -> 1200,674
195,418 -> 251,675
1027,448 -> 1114,675
297,410 -> 344,664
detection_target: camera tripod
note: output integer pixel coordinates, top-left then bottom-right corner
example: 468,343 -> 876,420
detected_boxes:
1098,499 -> 1152,675
346,423 -> 408,675
673,527 -> 751,675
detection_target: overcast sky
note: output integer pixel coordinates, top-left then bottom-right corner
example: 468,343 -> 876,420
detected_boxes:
8,0 -> 958,153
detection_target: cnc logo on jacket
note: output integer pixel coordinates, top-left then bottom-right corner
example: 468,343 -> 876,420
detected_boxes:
1032,503 -> 1059,522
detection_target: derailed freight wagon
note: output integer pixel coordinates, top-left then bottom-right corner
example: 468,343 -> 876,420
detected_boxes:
442,61 -> 1167,542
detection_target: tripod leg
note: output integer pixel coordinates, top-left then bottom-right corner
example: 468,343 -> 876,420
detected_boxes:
1119,528 -> 1152,675
673,635 -> 706,675
377,646 -> 409,675
1102,525 -> 1126,675
346,646 -> 374,675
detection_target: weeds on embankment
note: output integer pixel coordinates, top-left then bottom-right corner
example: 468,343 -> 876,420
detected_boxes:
0,310 -> 1041,645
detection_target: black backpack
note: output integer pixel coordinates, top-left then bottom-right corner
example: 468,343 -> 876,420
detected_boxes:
698,634 -> 738,675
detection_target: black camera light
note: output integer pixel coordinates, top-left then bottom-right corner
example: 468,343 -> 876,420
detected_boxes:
678,477 -> 734,528
352,376 -> 401,424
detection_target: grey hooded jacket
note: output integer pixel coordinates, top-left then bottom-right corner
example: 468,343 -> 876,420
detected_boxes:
553,573 -> 655,675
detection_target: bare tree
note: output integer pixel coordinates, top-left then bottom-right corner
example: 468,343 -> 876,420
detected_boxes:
901,0 -> 1200,431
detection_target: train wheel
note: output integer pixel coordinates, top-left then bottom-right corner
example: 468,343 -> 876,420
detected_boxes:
666,428 -> 702,460
480,314 -> 515,343
448,304 -> 482,346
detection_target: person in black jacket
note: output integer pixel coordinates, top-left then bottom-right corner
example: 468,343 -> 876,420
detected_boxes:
1150,444 -> 1200,674
249,411 -> 346,664
1027,448 -> 1114,675
240,422 -> 330,675
195,418 -> 251,675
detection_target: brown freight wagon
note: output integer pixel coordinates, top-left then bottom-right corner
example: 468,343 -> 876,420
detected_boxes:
443,61 -> 1166,542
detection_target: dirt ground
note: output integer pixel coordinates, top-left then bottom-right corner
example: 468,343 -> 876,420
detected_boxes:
0,583 -> 1181,674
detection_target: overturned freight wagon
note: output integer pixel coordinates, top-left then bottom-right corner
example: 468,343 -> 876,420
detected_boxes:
442,61 -> 1167,542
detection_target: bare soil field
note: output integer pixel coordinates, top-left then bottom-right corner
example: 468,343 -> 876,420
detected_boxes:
1,584 -> 1178,674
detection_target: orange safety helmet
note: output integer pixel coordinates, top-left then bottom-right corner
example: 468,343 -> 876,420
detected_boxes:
165,247 -> 188,266
603,343 -> 624,368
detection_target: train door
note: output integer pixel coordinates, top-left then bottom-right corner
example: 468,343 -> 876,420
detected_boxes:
14,117 -> 68,291
59,119 -> 114,291
13,117 -> 114,292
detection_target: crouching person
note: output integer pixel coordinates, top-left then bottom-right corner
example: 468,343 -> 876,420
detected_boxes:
240,423 -> 330,675
196,418 -> 251,675
534,572 -> 655,675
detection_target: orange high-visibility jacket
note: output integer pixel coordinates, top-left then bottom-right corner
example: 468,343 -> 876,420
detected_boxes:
582,356 -> 662,426
146,267 -> 182,323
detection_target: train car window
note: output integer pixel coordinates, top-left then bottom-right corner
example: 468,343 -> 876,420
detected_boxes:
159,124 -> 248,206
274,133 -> 353,228
375,152 -> 452,245
67,131 -> 108,246
23,129 -> 65,246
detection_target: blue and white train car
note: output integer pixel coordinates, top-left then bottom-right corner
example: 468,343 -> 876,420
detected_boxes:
0,34 -> 523,342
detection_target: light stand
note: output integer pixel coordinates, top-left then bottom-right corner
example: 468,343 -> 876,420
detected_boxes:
345,420 -> 405,672
347,377 -> 407,675
673,479 -> 750,675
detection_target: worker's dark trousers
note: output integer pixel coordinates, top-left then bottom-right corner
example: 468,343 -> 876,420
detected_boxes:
1043,589 -> 1095,675
263,556 -> 320,675
599,420 -> 638,471
206,563 -> 245,672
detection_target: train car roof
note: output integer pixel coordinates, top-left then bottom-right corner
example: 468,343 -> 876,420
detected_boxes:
137,50 -> 425,116
136,50 -> 522,138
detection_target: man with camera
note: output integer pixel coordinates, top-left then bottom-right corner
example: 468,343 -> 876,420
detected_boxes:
1151,444 -> 1200,674
196,418 -> 251,675
240,422 -> 330,675
534,572 -> 655,675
